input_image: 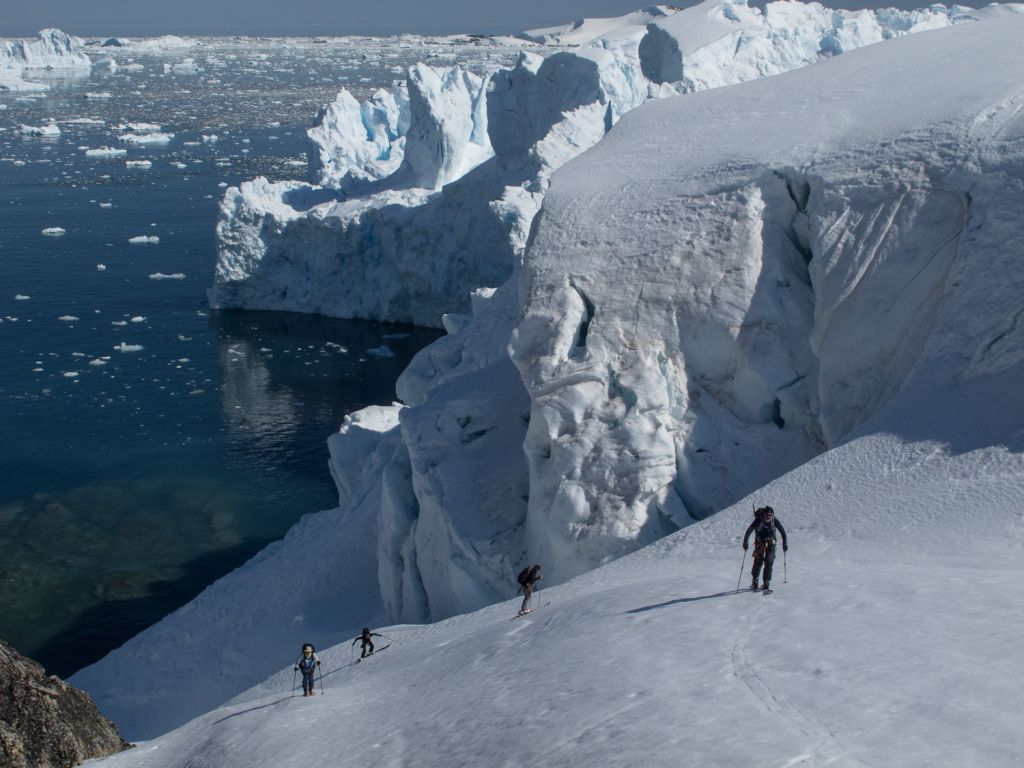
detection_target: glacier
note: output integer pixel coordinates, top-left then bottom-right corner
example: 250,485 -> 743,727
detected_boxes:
75,1 -> 1024,742
81,11 -> 1024,762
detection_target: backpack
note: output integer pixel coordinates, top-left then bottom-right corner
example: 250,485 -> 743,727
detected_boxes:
517,567 -> 532,586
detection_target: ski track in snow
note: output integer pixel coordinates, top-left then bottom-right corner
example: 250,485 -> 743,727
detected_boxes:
731,596 -> 873,768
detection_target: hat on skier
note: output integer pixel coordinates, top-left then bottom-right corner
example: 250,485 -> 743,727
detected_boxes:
762,506 -> 774,516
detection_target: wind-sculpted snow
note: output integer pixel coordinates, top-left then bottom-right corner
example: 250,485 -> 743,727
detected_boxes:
80,6 -> 1024,742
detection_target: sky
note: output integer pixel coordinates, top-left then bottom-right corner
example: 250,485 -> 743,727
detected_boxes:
1,0 -> 987,38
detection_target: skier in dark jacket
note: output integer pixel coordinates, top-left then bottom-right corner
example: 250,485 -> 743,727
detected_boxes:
743,506 -> 788,591
295,643 -> 320,696
517,564 -> 543,615
352,627 -> 384,658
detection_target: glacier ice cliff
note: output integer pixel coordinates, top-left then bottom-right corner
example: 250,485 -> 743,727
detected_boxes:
1,29 -> 92,91
75,2 -> 1024,740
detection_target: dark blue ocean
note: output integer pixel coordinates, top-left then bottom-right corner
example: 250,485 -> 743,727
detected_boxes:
0,36 -> 517,676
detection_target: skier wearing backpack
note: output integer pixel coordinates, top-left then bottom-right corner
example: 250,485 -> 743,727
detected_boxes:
352,627 -> 384,659
742,506 -> 788,591
295,643 -> 320,696
516,564 -> 543,615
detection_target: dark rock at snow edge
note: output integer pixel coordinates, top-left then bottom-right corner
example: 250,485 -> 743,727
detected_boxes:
1,638 -> 131,768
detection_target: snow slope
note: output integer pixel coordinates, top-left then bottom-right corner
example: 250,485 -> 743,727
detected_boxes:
75,11 -> 1024,745
86,423 -> 1024,767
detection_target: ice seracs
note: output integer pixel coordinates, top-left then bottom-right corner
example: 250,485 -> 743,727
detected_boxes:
76,2 -> 1024,746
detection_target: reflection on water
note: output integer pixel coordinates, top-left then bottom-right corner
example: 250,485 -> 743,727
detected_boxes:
213,309 -> 442,480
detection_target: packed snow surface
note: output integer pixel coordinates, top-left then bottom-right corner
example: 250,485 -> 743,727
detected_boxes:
76,10 -> 1024,758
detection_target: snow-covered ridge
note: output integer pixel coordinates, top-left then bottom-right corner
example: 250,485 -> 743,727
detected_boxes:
76,7 -> 1024,743
208,0 -> 1011,328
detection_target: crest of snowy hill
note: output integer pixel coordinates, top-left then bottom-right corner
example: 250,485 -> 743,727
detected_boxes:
516,4 -> 680,45
77,9 -> 1024,743
0,29 -> 92,91
208,0 -> 1010,327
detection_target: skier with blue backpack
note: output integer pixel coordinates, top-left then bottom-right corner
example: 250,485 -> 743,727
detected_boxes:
742,506 -> 788,592
294,643 -> 320,696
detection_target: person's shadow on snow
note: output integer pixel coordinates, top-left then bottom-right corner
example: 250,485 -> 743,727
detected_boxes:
626,590 -> 740,614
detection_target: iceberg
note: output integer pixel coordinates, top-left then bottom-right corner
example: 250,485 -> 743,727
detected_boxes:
20,123 -> 61,137
118,132 -> 174,146
1,29 -> 92,72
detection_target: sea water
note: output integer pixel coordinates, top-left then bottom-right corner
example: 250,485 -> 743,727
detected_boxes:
0,35 -> 522,675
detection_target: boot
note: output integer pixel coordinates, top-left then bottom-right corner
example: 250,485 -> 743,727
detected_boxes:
762,582 -> 771,591
750,578 -> 758,590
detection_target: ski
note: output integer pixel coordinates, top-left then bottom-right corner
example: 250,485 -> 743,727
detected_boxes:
355,644 -> 391,662
510,601 -> 550,620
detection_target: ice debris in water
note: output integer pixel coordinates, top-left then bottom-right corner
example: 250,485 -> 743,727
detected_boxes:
149,273 -> 186,280
128,235 -> 159,244
41,227 -> 65,236
118,132 -> 174,146
85,147 -> 127,158
126,159 -> 153,168
97,264 -> 107,270
14,295 -> 30,300
20,123 -> 60,137
58,315 -> 78,322
114,343 -> 144,352
366,345 -> 395,358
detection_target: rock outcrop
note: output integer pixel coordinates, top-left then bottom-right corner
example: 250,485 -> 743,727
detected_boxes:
0,640 -> 130,768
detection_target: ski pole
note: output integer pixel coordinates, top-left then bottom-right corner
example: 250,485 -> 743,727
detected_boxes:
291,667 -> 297,697
735,548 -> 747,593
784,548 -> 788,584
318,664 -> 324,695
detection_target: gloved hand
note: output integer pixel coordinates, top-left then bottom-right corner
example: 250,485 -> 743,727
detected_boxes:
316,661 -> 321,666
294,666 -> 299,671
783,544 -> 788,552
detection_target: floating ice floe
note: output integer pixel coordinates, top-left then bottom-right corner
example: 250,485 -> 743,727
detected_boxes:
99,202 -> 113,208
110,320 -> 127,326
128,235 -> 159,244
62,117 -> 104,125
118,132 -> 174,146
163,58 -> 201,75
149,272 -> 186,280
130,316 -> 146,322
201,134 -> 218,143
114,343 -> 144,352
20,123 -> 60,137
117,121 -> 161,132
41,227 -> 65,236
96,264 -> 107,270
366,345 -> 395,358
89,358 -> 108,366
126,159 -> 152,168
93,57 -> 117,73
171,162 -> 188,169
14,295 -> 30,300
84,92 -> 113,99
62,371 -> 79,378
57,315 -> 78,322
85,147 -> 127,158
